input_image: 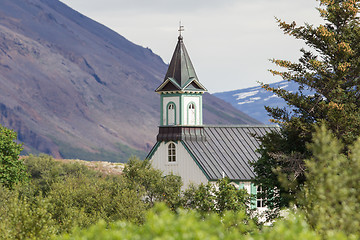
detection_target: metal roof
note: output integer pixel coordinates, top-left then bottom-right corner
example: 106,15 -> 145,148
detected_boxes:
156,36 -> 207,92
182,125 -> 278,181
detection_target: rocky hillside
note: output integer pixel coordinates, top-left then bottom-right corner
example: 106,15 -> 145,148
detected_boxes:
0,0 -> 260,162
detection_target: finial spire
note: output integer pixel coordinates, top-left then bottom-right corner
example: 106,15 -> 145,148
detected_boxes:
178,21 -> 184,39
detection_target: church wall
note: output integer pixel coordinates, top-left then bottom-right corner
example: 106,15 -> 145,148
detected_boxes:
150,141 -> 208,188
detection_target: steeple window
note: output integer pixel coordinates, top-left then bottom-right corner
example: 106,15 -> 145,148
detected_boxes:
167,102 -> 176,125
187,102 -> 196,125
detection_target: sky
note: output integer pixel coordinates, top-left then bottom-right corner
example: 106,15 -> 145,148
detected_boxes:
60,0 -> 324,93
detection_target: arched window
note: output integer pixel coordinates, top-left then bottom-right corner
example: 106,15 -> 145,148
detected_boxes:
187,103 -> 196,125
168,143 -> 176,162
167,103 -> 175,125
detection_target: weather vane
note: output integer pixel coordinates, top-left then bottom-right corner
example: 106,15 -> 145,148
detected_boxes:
178,21 -> 184,36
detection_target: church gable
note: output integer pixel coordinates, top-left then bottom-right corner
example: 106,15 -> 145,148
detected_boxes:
156,78 -> 181,92
149,141 -> 209,187
160,80 -> 180,91
183,78 -> 207,91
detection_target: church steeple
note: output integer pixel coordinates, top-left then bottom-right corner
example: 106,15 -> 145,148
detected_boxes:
156,31 -> 207,127
156,35 -> 207,93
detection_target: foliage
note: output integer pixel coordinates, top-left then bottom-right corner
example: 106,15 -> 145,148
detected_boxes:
0,155 -> 187,238
1,152 -> 359,239
123,157 -> 182,209
182,178 -> 249,216
0,185 -> 56,240
58,204 -> 354,240
253,0 -> 360,211
24,154 -> 97,195
58,203 -> 257,240
0,155 -> 148,238
248,212 -> 353,240
298,125 -> 360,237
46,175 -> 146,233
0,124 -> 27,188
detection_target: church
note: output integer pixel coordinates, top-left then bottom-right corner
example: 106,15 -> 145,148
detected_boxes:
147,31 -> 277,209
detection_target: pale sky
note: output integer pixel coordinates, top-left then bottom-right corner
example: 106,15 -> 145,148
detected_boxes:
60,0 -> 323,93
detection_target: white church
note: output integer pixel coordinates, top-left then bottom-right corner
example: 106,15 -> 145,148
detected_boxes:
147,32 -> 277,209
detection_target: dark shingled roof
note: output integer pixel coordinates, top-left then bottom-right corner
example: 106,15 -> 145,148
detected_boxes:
155,36 -> 207,92
165,35 -> 198,87
181,125 -> 278,181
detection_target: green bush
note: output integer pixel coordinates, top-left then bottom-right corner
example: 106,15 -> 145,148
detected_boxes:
47,175 -> 146,233
0,125 -> 27,189
182,178 -> 249,216
58,203 -> 257,240
0,185 -> 56,239
123,157 -> 182,209
59,204 -> 352,240
24,154 -> 96,196
0,155 -> 148,238
298,125 -> 360,237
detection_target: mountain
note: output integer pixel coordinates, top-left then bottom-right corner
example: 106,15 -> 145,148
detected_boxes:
0,0 -> 260,162
213,81 -> 313,124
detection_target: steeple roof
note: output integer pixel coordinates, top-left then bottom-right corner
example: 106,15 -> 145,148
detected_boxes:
156,35 -> 207,93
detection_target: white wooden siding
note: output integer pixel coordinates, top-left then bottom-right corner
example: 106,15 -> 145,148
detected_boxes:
150,141 -> 208,188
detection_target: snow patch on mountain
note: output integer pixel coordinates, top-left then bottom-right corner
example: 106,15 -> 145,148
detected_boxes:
234,90 -> 259,100
213,80 -> 313,124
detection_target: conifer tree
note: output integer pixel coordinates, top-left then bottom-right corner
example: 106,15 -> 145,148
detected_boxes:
299,125 -> 360,237
253,0 -> 360,211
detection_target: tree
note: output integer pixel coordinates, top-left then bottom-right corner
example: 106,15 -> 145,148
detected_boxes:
122,157 -> 182,209
298,125 -> 360,237
0,124 -> 27,188
252,0 -> 360,211
182,178 -> 249,216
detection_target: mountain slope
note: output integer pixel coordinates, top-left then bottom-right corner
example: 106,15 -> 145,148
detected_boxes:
0,0 -> 259,162
213,81 -> 313,124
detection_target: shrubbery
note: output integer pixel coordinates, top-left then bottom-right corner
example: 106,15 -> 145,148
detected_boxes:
59,204 -> 355,240
0,125 -> 27,188
182,177 -> 249,216
1,126 -> 360,239
58,203 -> 257,240
298,125 -> 360,238
0,154 -> 255,239
0,154 -> 149,238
